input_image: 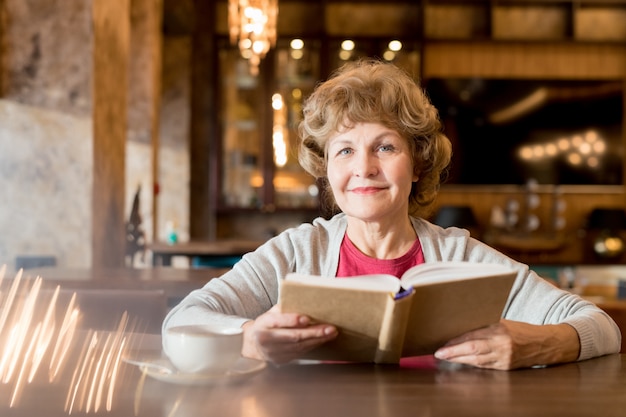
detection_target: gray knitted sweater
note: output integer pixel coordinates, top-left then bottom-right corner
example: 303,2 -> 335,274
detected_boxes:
163,213 -> 621,361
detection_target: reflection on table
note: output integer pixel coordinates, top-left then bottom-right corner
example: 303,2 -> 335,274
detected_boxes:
2,266 -> 626,417
1,326 -> 624,416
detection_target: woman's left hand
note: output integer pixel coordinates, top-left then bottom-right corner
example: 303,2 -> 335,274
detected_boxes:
433,319 -> 580,370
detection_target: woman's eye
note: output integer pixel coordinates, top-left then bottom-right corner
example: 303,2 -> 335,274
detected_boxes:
338,148 -> 352,156
378,144 -> 395,152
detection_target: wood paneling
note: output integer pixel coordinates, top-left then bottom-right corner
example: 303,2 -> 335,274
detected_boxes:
576,7 -> 626,41
423,42 -> 626,79
92,0 -> 130,268
492,5 -> 571,40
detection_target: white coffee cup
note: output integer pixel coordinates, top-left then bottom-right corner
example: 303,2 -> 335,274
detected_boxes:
162,324 -> 243,374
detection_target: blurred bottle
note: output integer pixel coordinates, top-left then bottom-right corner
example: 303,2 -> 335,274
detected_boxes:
165,220 -> 178,245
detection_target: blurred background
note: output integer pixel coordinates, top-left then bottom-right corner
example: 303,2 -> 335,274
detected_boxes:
0,0 -> 625,271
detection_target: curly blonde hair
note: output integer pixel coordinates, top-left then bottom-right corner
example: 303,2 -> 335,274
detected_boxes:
298,59 -> 452,218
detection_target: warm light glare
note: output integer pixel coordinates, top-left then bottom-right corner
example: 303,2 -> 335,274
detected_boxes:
579,142 -> 591,155
593,141 -> 606,153
252,40 -> 266,54
545,143 -> 557,156
290,38 -> 304,50
587,156 -> 599,168
290,49 -> 304,60
272,92 -> 288,168
271,93 -> 283,110
557,138 -> 570,151
585,130 -> 599,142
605,236 -> 624,252
338,50 -> 352,61
519,146 -> 533,160
229,0 -> 278,75
516,130 -> 608,173
341,39 -> 355,51
383,50 -> 396,61
273,128 -> 287,167
0,265 -> 141,412
250,173 -> 264,187
388,40 -> 402,51
239,38 -> 252,49
568,153 -> 582,166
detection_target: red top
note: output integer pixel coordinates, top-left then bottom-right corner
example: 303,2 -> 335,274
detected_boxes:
336,233 -> 424,278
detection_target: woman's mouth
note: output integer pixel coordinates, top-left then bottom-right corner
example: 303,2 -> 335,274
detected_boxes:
350,186 -> 384,195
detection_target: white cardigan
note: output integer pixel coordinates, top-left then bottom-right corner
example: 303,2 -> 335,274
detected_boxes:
163,213 -> 621,361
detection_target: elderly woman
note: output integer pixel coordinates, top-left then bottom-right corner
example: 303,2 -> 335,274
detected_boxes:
163,59 -> 620,370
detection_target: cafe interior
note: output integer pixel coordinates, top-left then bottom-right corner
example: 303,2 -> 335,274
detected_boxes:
1,1 -> 626,415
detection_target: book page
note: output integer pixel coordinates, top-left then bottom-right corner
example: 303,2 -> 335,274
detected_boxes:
400,262 -> 517,288
401,272 -> 516,356
285,272 -> 401,293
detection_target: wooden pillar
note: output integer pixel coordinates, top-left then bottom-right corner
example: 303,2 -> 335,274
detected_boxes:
189,0 -> 217,240
0,0 -> 5,96
623,79 -> 626,207
92,0 -> 130,268
149,1 -> 163,242
129,0 -> 163,241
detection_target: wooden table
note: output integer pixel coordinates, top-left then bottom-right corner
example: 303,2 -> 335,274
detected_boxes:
1,327 -> 624,417
148,240 -> 264,266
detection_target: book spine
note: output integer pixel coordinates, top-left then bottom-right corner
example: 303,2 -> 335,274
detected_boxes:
374,293 -> 414,364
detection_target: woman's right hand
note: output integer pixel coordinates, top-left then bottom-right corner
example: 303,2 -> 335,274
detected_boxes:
241,305 -> 338,364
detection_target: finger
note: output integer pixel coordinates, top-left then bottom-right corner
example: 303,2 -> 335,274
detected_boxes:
435,341 -> 514,370
256,310 -> 312,329
257,326 -> 338,363
435,339 -> 491,360
258,324 -> 337,346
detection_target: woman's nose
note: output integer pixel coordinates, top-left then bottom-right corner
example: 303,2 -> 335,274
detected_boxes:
353,153 -> 378,177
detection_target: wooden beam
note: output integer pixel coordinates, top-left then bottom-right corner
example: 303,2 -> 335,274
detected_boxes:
92,0 -> 130,268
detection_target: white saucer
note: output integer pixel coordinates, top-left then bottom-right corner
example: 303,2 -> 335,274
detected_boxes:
128,357 -> 266,386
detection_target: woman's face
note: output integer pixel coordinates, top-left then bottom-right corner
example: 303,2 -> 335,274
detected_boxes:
326,122 -> 418,223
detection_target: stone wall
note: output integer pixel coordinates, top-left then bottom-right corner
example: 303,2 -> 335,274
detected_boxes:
0,100 -> 92,269
0,0 -> 190,272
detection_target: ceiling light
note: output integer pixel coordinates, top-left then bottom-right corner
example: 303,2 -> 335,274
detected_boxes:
229,0 -> 278,76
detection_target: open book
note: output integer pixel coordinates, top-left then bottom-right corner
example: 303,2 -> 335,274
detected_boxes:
279,262 -> 517,364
